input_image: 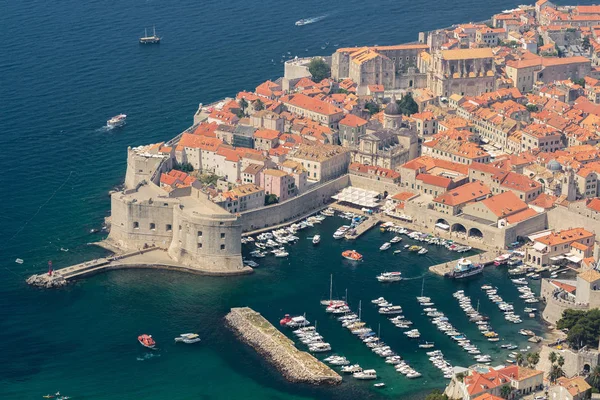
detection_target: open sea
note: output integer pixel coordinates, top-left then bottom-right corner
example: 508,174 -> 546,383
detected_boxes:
0,0 -> 591,398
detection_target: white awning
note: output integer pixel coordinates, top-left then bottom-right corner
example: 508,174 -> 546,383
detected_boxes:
532,242 -> 547,252
566,255 -> 583,263
435,222 -> 450,230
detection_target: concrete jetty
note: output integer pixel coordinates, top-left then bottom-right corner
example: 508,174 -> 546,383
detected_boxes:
26,246 -> 253,288
429,250 -> 497,276
225,307 -> 342,385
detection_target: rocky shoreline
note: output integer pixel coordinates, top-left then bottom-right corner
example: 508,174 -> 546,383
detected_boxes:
26,273 -> 67,288
225,307 -> 341,385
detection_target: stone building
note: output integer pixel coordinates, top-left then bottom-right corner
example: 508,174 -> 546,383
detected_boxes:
352,128 -> 419,170
281,93 -> 344,129
427,48 -> 496,97
339,114 -> 368,147
259,169 -> 297,202
289,144 -> 351,182
331,44 -> 429,92
505,55 -> 591,93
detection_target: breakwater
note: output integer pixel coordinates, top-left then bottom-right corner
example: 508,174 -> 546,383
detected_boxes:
225,307 -> 342,385
26,246 -> 253,288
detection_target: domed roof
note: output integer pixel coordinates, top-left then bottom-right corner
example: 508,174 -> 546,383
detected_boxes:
548,159 -> 562,171
384,101 -> 401,116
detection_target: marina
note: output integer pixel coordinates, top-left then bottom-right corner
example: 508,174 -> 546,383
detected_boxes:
21,209 -> 547,397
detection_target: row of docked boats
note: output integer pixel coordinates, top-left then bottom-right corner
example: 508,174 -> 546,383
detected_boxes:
291,325 -> 332,353
380,221 -> 473,253
325,300 -> 421,379
481,285 -> 522,324
453,290 -> 500,344
372,297 -> 405,316
418,295 -> 491,365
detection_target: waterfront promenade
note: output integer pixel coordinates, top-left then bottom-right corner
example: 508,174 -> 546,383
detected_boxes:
428,251 -> 496,276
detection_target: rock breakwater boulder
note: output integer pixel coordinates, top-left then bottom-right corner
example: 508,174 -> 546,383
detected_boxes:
225,307 -> 341,385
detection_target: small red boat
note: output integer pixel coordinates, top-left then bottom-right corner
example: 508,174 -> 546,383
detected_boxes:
279,314 -> 292,326
138,334 -> 156,349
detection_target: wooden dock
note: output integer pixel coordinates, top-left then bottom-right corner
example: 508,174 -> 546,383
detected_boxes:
429,251 -> 497,276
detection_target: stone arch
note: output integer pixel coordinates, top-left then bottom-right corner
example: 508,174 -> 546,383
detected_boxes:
436,218 -> 450,226
468,227 -> 483,238
584,364 -> 591,374
451,223 -> 466,234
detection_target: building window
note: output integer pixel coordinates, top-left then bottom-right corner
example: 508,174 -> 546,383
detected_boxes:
150,223 -> 156,230
220,244 -> 225,250
198,231 -> 203,237
166,224 -> 172,232
133,222 -> 139,229
221,233 -> 225,239
198,243 -> 202,249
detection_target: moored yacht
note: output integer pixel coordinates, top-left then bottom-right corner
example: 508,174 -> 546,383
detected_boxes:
380,242 -> 391,251
353,369 -> 377,380
174,333 -> 201,344
312,235 -> 321,245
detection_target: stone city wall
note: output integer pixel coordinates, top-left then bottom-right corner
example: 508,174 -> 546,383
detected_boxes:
547,206 -> 600,235
239,175 -> 349,232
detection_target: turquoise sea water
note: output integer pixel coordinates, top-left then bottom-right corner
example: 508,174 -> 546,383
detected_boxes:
0,0 -> 589,398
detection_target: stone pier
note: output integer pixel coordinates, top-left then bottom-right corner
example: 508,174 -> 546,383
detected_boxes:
429,251 -> 496,276
225,307 -> 342,385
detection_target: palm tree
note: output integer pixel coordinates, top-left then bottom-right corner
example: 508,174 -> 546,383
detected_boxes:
587,365 -> 600,390
530,352 -> 540,368
526,352 -> 534,368
239,98 -> 248,112
550,364 -> 565,383
500,384 -> 512,399
558,355 -> 565,368
549,351 -> 557,365
516,353 -> 524,366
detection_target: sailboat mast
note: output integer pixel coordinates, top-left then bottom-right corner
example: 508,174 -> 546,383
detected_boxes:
329,274 -> 333,302
358,300 -> 362,322
421,277 -> 425,297
144,28 -> 148,37
153,25 -> 156,36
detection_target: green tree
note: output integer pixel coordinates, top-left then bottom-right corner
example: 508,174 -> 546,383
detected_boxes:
588,365 -> 600,391
173,162 -> 194,173
396,93 -> 419,116
558,355 -> 565,368
253,99 -> 264,111
239,98 -> 248,112
550,364 -> 565,383
364,101 -> 380,115
455,372 -> 465,382
308,58 -> 331,82
549,351 -> 557,365
264,194 -> 279,206
583,36 -> 591,50
425,389 -> 448,400
516,352 -> 524,366
526,104 -> 538,112
572,77 -> 586,87
527,352 -> 540,368
500,385 -> 512,399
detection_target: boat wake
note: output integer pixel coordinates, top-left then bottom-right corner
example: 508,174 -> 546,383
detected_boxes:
136,353 -> 160,361
295,15 -> 327,26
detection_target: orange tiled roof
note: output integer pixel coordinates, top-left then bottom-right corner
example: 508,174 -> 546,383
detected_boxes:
537,228 -> 594,246
282,93 -> 343,116
176,134 -> 222,152
434,181 -> 491,206
416,173 -> 453,188
339,114 -> 368,128
254,129 -> 281,140
480,191 -> 528,217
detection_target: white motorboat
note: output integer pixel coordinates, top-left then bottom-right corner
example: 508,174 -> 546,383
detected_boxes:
341,364 -> 362,373
379,306 -> 403,315
418,342 -> 435,348
380,242 -> 391,251
312,235 -> 321,245
376,272 -> 402,282
390,236 -> 402,243
107,114 -> 127,128
418,248 -> 428,255
353,369 -> 377,380
174,333 -> 201,344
